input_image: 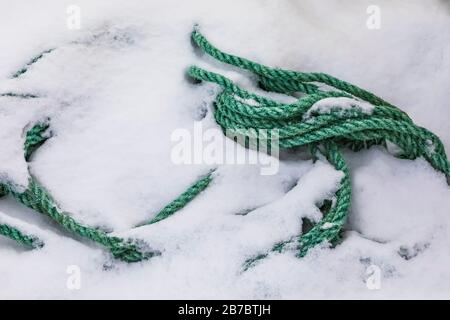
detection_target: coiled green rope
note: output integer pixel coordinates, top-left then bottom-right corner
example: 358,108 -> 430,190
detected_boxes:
187,27 -> 450,259
1,27 -> 449,265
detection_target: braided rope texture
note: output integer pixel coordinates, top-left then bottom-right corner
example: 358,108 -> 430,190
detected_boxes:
188,27 -> 450,259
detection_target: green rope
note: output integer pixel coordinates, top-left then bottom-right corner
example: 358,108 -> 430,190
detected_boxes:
0,122 -> 48,249
0,222 -> 43,249
24,121 -> 50,160
1,28 -> 449,266
0,100 -> 209,262
7,177 -> 158,262
11,48 -> 54,79
0,122 -> 159,262
0,186 -> 43,248
188,27 -> 450,259
0,105 -> 212,259
136,169 -> 215,227
0,45 -> 210,262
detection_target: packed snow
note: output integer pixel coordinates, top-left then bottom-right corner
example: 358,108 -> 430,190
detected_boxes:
0,0 -> 449,299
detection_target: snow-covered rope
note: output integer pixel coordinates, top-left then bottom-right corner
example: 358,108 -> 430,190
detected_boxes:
1,27 -> 449,265
187,26 -> 450,261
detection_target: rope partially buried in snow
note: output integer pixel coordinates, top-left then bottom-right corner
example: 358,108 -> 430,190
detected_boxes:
1,122 -> 160,262
0,118 -> 212,262
0,220 -> 43,249
0,27 -> 449,264
187,27 -> 450,260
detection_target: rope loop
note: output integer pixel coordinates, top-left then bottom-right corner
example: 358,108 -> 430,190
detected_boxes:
189,27 -> 450,259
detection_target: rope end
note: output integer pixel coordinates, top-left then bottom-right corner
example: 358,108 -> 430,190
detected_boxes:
185,67 -> 202,85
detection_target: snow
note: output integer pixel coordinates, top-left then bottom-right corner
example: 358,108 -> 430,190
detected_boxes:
303,97 -> 374,119
321,222 -> 336,230
0,0 -> 449,299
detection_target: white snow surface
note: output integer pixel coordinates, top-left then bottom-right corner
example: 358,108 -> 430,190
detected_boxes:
0,0 -> 449,299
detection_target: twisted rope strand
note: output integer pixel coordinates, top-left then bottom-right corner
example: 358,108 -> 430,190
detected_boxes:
191,27 -> 401,109
0,222 -> 43,249
137,169 -> 215,227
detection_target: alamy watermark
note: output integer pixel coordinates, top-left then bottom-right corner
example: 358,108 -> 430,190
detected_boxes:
66,265 -> 81,290
171,122 -> 280,175
365,264 -> 381,290
366,5 -> 381,30
66,5 -> 81,30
